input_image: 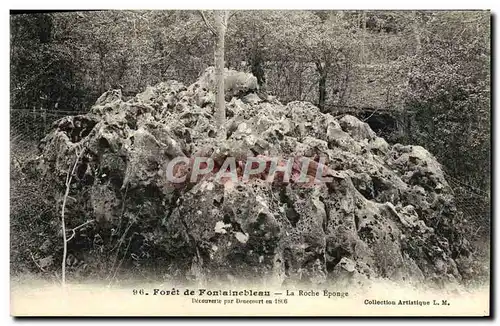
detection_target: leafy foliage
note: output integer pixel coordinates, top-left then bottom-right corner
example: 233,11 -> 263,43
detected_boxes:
403,11 -> 490,190
10,13 -> 88,112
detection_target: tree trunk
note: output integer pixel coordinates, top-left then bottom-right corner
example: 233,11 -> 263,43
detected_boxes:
318,73 -> 327,111
251,51 -> 266,87
99,53 -> 106,94
214,11 -> 228,140
362,11 -> 367,64
316,61 -> 328,112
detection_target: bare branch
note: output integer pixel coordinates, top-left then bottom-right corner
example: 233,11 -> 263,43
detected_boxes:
107,221 -> 135,282
362,107 -> 382,122
28,250 -> 45,273
61,146 -> 85,287
109,232 -> 136,284
66,220 -> 96,243
66,233 -> 76,243
222,10 -> 230,28
228,10 -> 237,22
199,11 -> 216,36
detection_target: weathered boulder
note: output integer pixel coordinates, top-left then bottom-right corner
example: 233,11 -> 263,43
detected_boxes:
192,66 -> 258,101
34,70 -> 471,287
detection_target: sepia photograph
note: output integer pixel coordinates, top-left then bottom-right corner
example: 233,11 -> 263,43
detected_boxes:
9,8 -> 491,317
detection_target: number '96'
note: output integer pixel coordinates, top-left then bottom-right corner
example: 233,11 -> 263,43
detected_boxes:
132,289 -> 146,295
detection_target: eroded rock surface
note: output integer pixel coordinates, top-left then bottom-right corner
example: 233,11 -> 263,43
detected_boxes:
34,68 -> 471,287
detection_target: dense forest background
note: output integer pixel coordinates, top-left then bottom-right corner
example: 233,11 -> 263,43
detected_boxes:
10,10 -> 490,229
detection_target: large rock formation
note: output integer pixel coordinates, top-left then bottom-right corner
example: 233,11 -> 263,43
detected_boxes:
34,68 -> 472,287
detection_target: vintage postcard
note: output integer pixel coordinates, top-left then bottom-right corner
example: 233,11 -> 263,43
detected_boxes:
10,9 -> 491,316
